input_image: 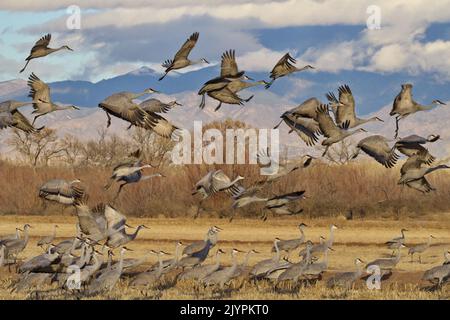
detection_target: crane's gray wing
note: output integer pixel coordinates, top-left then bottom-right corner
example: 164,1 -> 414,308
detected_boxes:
336,85 -> 356,129
103,204 -> 127,231
139,99 -> 171,113
358,136 -> 398,168
174,32 -> 199,60
11,109 -> 41,133
283,114 -> 320,146
316,104 -> 341,138
28,73 -> 51,109
270,53 -> 296,79
406,178 -> 435,193
220,50 -> 239,77
31,34 -> 51,51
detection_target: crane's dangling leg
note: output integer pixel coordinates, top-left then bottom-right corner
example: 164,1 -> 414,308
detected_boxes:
214,102 -> 222,112
273,118 -> 284,129
32,114 -> 43,125
114,182 -> 127,199
105,112 -> 112,128
198,94 -> 206,110
244,95 -> 254,103
158,72 -> 169,81
394,115 -> 400,139
322,145 -> 330,157
265,79 -> 274,89
19,60 -> 30,73
194,200 -> 204,219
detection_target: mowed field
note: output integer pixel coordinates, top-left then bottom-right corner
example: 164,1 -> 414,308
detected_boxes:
0,214 -> 449,300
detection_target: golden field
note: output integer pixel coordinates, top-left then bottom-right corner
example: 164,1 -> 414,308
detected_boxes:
0,215 -> 449,300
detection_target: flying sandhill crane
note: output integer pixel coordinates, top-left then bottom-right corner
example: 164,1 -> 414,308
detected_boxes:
265,53 -> 314,89
257,148 -> 314,182
99,89 -> 179,139
274,98 -> 322,146
408,235 -> 436,263
39,179 -> 84,207
198,50 -> 249,109
326,258 -> 365,290
159,32 -> 209,81
210,79 -> 268,112
27,73 -> 79,125
395,134 -> 440,165
352,135 -> 399,168
326,85 -> 384,129
390,83 -> 446,138
316,104 -> 367,157
263,191 -> 306,220
398,151 -> 450,193
192,170 -> 244,217
104,149 -> 164,198
0,100 -> 43,134
19,34 -> 73,73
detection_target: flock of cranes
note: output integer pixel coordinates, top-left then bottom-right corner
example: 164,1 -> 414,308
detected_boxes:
0,31 -> 449,298
0,222 -> 448,297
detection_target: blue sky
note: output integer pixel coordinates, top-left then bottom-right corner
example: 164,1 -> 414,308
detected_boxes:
1,0 -> 450,114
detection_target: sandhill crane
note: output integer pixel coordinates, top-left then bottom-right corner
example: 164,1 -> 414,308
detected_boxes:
303,246 -> 333,280
0,100 -> 43,133
352,135 -> 399,168
192,170 -> 244,217
300,225 -> 338,258
183,226 -> 222,256
19,34 -> 73,73
138,98 -> 182,114
0,227 -> 22,244
257,148 -> 314,182
271,223 -> 308,260
11,272 -> 53,293
202,248 -> 244,289
198,50 -> 249,109
27,73 -> 79,125
274,98 -> 322,146
177,249 -> 226,281
395,134 -> 439,165
366,244 -> 405,273
263,191 -> 306,220
159,32 -> 209,81
444,250 -> 450,265
422,261 -> 450,287
3,224 -> 32,261
250,238 -> 283,278
277,240 -> 314,283
265,53 -> 314,89
326,85 -> 384,129
129,250 -> 171,287
327,258 -> 365,289
390,83 -> 446,138
87,247 -> 132,295
316,104 -> 367,157
104,149 -> 164,198
178,242 -> 214,269
0,245 -> 16,267
18,245 -> 59,273
408,235 -> 435,263
39,179 -> 84,207
398,152 -> 450,193
149,241 -> 184,273
386,228 -> 408,248
37,225 -> 58,251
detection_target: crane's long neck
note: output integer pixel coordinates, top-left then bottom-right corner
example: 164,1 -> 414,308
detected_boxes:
417,102 -> 436,111
156,254 -> 164,277
299,228 -> 305,242
214,252 -> 222,268
327,228 -> 335,247
55,104 -> 74,111
273,241 -> 280,261
15,228 -> 21,239
52,226 -> 57,238
305,245 -> 312,264
48,46 -> 67,54
174,244 -> 182,263
129,225 -> 144,241
23,228 -> 30,246
0,246 -> 5,266
355,263 -> 363,278
394,248 -> 402,263
242,80 -> 267,90
230,252 -> 239,273
118,250 -> 125,272
242,252 -> 252,267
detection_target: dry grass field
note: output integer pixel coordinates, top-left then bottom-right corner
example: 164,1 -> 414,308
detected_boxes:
0,215 -> 449,300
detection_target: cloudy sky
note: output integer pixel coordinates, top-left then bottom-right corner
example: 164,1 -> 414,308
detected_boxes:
1,0 -> 450,114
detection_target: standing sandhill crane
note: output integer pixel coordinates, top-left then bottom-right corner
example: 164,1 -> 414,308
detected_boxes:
39,179 -> 84,206
27,73 -> 79,125
386,228 -> 408,248
265,53 -> 314,89
192,170 -> 244,217
148,241 -> 184,273
327,258 -> 365,289
198,50 -> 248,109
352,135 -> 399,168
0,227 -> 22,244
326,85 -> 384,129
87,247 -> 132,295
398,152 -> 450,193
201,248 -> 244,289
159,32 -> 209,81
299,225 -> 338,258
19,34 -> 73,73
37,225 -> 58,251
395,134 -> 440,165
250,238 -> 284,278
422,261 -> 450,287
0,100 -> 43,134
390,83 -> 446,138
276,240 -> 314,283
366,245 -> 405,273
129,250 -> 171,287
177,249 -> 226,281
183,226 -> 222,256
303,246 -> 334,280
271,223 -> 308,260
408,235 -> 436,263
3,224 -> 32,261
18,245 -> 59,273
257,148 -> 314,182
316,104 -> 367,157
104,150 -> 164,198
